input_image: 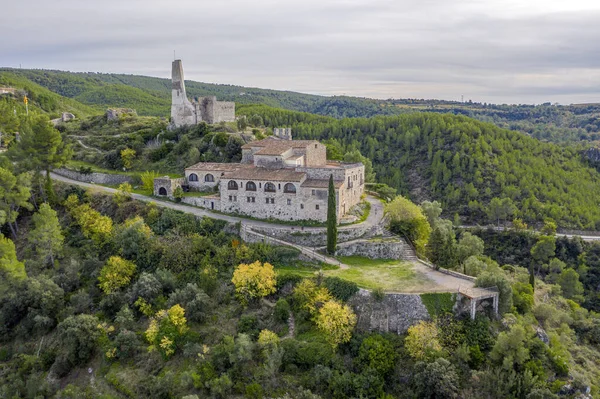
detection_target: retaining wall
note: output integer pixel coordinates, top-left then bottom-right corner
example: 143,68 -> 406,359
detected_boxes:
54,168 -> 134,185
251,222 -> 374,246
349,289 -> 430,334
335,238 -> 414,260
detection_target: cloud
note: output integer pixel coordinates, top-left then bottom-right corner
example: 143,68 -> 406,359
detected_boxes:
2,0 -> 600,104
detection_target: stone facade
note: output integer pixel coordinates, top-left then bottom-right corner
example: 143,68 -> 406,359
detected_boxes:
154,136 -> 365,222
349,289 -> 431,334
153,177 -> 184,198
335,238 -> 415,260
181,195 -> 221,211
54,168 -> 134,185
170,60 -> 235,127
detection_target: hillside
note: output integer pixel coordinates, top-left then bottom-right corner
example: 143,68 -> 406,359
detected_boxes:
238,105 -> 600,229
0,72 -> 98,120
2,68 -> 599,144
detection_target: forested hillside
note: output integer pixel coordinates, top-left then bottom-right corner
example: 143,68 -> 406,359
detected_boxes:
238,105 -> 600,229
2,68 -> 599,143
1,91 -> 600,399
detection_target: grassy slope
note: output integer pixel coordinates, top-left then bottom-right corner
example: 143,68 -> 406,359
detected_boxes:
0,72 -> 99,118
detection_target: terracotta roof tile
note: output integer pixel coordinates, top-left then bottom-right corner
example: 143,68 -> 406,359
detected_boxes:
185,162 -> 248,172
241,137 -> 319,151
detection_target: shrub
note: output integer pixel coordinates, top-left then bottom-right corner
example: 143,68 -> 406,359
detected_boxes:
386,196 -> 431,255
358,335 -> 397,376
141,170 -> 159,192
420,293 -> 455,318
405,321 -> 442,361
57,314 -> 101,365
323,277 -> 359,302
231,261 -> 277,306
274,298 -> 291,323
98,256 -> 137,294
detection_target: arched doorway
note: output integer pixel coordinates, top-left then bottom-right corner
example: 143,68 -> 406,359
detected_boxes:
158,187 -> 167,196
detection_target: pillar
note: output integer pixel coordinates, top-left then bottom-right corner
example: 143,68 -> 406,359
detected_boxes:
470,299 -> 477,320
493,294 -> 499,315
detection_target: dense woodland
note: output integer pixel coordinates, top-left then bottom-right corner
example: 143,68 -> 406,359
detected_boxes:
1,70 -> 600,398
236,105 -> 600,230
2,68 -> 599,144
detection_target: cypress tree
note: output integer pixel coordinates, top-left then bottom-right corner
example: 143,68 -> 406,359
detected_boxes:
327,174 -> 337,255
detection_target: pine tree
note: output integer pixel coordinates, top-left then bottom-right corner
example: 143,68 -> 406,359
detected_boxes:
327,174 -> 337,255
9,115 -> 72,202
28,203 -> 64,266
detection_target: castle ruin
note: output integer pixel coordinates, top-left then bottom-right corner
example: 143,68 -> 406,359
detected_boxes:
170,59 -> 235,127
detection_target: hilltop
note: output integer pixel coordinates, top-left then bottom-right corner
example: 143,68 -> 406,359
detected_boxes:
2,67 -> 600,144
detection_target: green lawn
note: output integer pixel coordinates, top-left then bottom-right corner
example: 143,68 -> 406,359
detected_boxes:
326,256 -> 437,293
276,263 -> 339,278
66,160 -> 183,179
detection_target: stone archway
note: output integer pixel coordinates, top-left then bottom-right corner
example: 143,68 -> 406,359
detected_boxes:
158,187 -> 168,196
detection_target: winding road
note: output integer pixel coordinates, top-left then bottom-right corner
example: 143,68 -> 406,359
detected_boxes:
50,172 -> 384,232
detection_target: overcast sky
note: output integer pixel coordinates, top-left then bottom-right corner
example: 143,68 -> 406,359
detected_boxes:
3,0 -> 600,104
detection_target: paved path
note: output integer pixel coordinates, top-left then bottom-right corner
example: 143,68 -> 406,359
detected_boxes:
50,172 -> 384,233
461,224 -> 600,242
241,225 -> 349,269
75,139 -> 102,153
411,261 -> 474,292
51,172 -> 480,292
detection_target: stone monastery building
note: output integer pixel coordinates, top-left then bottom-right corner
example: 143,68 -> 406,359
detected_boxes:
154,129 -> 365,222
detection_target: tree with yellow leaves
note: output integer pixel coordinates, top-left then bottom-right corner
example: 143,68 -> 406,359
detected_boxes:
405,321 -> 442,361
231,261 -> 276,305
315,300 -> 357,349
66,194 -> 113,244
145,304 -> 188,358
120,148 -> 136,170
293,279 -> 333,316
98,256 -> 136,294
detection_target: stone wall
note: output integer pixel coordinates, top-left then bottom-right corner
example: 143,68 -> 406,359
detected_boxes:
335,238 -> 414,260
54,168 -> 134,185
185,170 -> 220,192
212,101 -> 235,124
250,221 -> 374,246
304,142 -> 327,166
153,177 -> 184,198
349,289 -> 430,334
181,196 -> 221,211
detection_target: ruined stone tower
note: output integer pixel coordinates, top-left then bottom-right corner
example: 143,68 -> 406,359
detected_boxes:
170,59 -> 236,128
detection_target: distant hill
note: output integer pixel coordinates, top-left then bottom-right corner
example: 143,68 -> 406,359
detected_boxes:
2,67 -> 599,144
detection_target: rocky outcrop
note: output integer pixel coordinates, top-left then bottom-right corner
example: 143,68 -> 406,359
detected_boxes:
106,108 -> 137,121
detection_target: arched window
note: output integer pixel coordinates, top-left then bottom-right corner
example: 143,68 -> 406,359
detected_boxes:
204,173 -> 214,182
264,182 -> 276,192
188,173 -> 198,182
228,180 -> 238,190
284,183 -> 296,194
246,181 -> 257,191
158,187 -> 167,196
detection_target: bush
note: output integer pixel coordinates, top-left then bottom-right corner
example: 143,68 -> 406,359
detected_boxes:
238,315 -> 260,338
274,298 -> 291,323
386,196 -> 431,255
57,314 -> 102,365
323,277 -> 359,302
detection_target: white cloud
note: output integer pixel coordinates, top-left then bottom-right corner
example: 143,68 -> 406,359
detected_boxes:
2,0 -> 600,104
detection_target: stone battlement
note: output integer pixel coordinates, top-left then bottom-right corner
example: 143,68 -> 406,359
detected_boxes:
170,60 -> 235,127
